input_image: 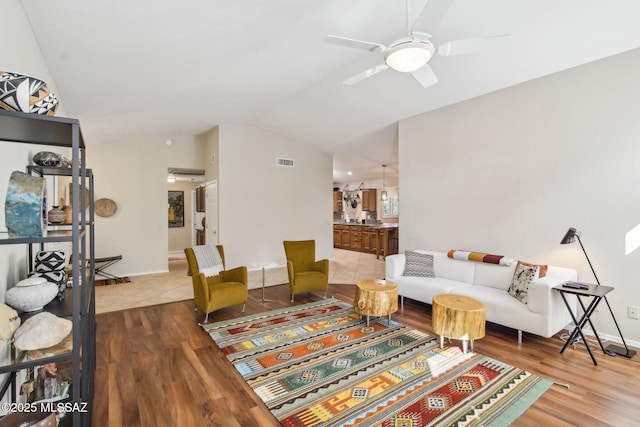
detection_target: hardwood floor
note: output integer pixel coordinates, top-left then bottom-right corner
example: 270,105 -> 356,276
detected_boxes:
93,284 -> 640,427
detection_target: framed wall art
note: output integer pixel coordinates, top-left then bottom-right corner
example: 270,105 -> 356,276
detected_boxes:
168,191 -> 184,228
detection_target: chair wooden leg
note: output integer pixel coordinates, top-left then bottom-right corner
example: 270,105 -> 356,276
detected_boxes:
241,303 -> 246,312
204,312 -> 209,323
290,294 -> 294,302
323,290 -> 327,298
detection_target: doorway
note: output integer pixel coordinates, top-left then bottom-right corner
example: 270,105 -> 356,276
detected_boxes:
167,167 -> 205,258
191,188 -> 206,246
205,180 -> 218,245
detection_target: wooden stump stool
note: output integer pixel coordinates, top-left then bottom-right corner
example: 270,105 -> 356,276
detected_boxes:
432,294 -> 486,354
354,279 -> 398,326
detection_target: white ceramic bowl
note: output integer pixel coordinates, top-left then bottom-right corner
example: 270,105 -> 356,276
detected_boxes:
6,277 -> 58,312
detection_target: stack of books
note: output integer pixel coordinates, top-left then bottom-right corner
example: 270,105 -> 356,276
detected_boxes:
562,281 -> 590,289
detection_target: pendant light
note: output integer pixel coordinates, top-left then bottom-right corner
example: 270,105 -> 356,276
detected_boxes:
381,164 -> 388,201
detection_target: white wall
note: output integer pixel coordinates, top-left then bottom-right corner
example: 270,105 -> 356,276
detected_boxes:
1,0 -> 69,299
85,134 -> 204,276
0,0 -> 72,391
84,123 -> 333,276
399,48 -> 640,344
217,123 -> 333,269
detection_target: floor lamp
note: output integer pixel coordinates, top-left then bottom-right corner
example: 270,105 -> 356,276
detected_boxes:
560,227 -> 636,358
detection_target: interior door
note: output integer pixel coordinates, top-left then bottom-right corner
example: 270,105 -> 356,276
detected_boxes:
191,189 -> 197,246
205,180 -> 218,245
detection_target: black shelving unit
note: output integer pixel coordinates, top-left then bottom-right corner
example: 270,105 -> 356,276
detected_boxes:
0,109 -> 95,426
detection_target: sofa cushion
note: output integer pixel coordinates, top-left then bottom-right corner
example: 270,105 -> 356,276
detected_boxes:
403,251 -> 435,277
454,286 -> 556,338
473,262 -> 516,290
508,263 -> 539,304
394,276 -> 469,305
414,251 -> 475,283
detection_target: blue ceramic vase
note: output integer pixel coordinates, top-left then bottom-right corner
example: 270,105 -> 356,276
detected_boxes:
5,171 -> 47,238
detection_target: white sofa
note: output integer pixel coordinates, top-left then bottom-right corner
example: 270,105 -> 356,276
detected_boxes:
385,250 -> 578,342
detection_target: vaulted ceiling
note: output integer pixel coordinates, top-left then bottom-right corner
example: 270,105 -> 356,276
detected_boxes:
20,0 -> 640,184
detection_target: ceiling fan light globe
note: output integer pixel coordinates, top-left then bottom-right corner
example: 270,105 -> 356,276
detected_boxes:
385,42 -> 433,72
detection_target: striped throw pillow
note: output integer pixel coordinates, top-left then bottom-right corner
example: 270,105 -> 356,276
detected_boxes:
403,251 -> 435,277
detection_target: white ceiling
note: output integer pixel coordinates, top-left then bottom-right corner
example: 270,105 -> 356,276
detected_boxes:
20,0 -> 640,184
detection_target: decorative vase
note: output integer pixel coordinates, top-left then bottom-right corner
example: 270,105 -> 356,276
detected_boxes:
33,151 -> 61,167
31,250 -> 67,302
58,154 -> 71,168
47,206 -> 66,223
63,205 -> 73,223
0,71 -> 59,116
5,171 -> 47,238
34,250 -> 66,272
5,277 -> 58,312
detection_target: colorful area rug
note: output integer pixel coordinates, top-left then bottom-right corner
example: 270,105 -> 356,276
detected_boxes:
95,277 -> 131,286
202,298 -> 551,426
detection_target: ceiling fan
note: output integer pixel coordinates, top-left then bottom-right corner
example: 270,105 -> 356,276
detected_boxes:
323,0 -> 509,88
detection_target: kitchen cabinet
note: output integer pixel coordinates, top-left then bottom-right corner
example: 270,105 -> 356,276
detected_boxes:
333,227 -> 341,247
349,227 -> 362,249
362,189 -> 377,211
362,228 -> 378,251
333,191 -> 343,213
333,225 -> 350,248
376,227 -> 399,259
333,223 -> 398,257
0,109 -> 95,426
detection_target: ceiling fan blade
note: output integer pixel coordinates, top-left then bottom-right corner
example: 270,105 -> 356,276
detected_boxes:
411,64 -> 438,88
343,64 -> 389,85
437,34 -> 510,56
323,35 -> 387,53
413,0 -> 455,33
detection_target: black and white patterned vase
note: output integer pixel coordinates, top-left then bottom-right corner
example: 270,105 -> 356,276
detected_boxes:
33,151 -> 61,167
0,71 -> 59,116
35,251 -> 66,271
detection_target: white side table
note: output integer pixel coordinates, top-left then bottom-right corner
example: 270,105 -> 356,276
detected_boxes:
251,262 -> 277,302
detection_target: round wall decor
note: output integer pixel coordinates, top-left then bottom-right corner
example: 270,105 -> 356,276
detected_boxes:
95,198 -> 117,217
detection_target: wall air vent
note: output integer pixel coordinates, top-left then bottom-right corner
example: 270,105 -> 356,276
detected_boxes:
276,158 -> 295,167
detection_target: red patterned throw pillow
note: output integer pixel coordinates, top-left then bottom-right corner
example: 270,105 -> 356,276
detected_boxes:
517,260 -> 548,278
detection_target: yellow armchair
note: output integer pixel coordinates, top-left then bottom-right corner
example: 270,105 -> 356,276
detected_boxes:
184,245 -> 248,323
283,240 -> 329,302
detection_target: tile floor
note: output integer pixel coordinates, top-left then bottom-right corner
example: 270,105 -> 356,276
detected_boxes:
95,248 -> 387,314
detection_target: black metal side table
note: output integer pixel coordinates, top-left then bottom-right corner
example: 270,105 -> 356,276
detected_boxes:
554,283 -> 614,365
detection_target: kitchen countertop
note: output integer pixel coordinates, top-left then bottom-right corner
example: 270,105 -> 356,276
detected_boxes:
333,222 -> 398,228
